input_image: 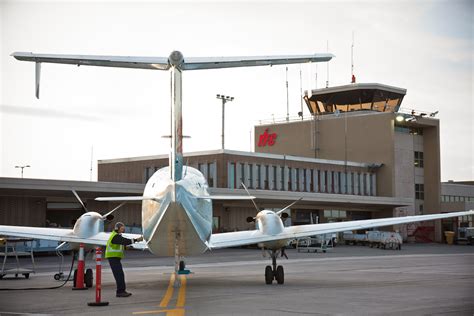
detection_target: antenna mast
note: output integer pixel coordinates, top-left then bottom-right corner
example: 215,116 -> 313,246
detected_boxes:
89,146 -> 93,181
299,66 -> 303,120
315,64 -> 318,89
326,40 -> 330,88
351,31 -> 356,83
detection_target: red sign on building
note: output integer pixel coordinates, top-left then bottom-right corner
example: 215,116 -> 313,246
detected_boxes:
258,129 -> 277,147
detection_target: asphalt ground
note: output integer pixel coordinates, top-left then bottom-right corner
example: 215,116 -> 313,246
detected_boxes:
0,243 -> 473,315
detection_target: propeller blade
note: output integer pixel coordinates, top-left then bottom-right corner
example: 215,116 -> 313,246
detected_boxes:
241,182 -> 260,213
71,189 -> 90,213
275,197 -> 303,215
102,202 -> 126,220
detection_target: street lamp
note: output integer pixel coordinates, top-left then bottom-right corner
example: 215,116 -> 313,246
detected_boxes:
15,165 -> 31,178
216,94 -> 234,150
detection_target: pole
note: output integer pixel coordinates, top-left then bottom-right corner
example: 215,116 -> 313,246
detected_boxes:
222,98 -> 225,150
286,67 -> 289,122
88,247 -> 109,306
73,243 -> 87,290
216,94 -> 234,150
344,111 -> 348,193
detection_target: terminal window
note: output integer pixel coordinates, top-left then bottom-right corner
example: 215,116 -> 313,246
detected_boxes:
414,151 -> 424,168
415,183 -> 424,200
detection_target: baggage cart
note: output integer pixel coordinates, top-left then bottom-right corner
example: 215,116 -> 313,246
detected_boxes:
0,238 -> 36,279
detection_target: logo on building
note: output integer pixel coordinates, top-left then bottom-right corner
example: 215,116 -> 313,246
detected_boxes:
258,128 -> 277,147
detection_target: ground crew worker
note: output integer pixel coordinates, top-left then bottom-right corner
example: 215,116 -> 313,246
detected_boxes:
105,222 -> 143,297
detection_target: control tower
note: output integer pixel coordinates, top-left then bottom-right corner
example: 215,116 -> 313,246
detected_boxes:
255,82 -> 442,241
303,83 -> 406,115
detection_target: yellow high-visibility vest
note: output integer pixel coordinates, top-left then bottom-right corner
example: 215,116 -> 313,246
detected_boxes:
105,231 -> 124,259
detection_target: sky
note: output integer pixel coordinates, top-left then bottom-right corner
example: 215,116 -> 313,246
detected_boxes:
0,0 -> 473,182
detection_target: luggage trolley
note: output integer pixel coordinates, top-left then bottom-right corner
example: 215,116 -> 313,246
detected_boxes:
296,234 -> 333,253
0,238 -> 36,279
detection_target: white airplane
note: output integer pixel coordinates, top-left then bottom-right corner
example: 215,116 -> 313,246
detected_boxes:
1,51 -> 473,285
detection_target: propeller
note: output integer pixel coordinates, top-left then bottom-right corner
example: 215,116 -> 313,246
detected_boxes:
72,189 -> 90,213
241,183 -> 260,213
71,189 -> 125,221
241,183 -> 303,223
275,197 -> 303,216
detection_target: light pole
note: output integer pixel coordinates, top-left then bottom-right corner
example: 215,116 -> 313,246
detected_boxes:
216,94 -> 234,150
15,165 -> 30,178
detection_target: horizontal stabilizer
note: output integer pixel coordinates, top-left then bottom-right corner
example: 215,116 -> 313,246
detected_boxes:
182,54 -> 334,70
195,195 -> 256,200
12,52 -> 170,70
95,196 -> 160,202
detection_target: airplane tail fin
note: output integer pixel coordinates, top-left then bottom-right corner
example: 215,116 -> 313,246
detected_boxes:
170,67 -> 183,182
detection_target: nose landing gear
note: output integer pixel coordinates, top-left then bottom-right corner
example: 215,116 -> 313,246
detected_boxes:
264,249 -> 286,285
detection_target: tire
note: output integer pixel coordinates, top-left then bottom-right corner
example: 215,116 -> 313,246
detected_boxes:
85,269 -> 93,288
23,273 -> 29,279
179,260 -> 185,271
265,266 -> 273,285
275,266 -> 284,285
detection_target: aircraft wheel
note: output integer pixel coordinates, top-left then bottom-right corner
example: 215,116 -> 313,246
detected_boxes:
264,266 -> 273,284
179,260 -> 185,271
85,268 -> 93,288
23,273 -> 30,279
275,265 -> 284,285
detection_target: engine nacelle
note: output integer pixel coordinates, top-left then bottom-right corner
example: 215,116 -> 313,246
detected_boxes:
72,212 -> 103,238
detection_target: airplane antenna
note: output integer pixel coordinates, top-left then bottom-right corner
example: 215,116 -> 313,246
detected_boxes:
326,40 -> 330,88
351,31 -> 356,83
286,67 -> 289,122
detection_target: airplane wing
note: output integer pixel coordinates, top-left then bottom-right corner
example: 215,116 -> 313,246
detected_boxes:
0,226 -> 143,248
95,196 -> 160,202
195,195 -> 256,200
181,54 -> 334,70
208,210 -> 474,249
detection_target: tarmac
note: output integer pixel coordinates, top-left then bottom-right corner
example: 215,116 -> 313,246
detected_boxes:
0,243 -> 473,315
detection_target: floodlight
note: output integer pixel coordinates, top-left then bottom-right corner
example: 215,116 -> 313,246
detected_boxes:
396,115 -> 404,122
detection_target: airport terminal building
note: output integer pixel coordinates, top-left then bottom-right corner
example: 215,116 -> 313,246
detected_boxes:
1,83 -> 472,242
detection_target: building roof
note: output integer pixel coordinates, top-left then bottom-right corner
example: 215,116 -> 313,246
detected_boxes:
98,149 -> 382,168
0,177 -> 144,198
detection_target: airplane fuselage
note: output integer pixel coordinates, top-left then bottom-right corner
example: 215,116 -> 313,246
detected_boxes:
142,166 -> 212,256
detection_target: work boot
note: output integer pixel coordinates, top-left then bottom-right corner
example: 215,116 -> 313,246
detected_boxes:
116,291 -> 132,297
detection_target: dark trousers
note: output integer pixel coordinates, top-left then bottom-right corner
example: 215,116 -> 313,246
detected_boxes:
108,257 -> 126,294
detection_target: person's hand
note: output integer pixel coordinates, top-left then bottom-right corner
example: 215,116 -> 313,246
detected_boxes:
135,236 -> 144,242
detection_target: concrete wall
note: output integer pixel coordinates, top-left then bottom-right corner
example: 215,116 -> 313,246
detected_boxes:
255,112 -> 395,197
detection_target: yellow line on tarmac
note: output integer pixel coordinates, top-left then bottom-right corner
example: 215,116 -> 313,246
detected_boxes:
159,273 -> 176,308
132,308 -> 184,315
133,273 -> 187,316
176,275 -> 186,307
